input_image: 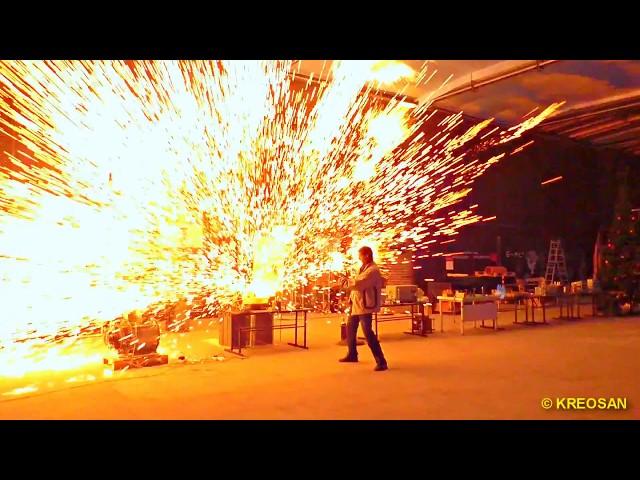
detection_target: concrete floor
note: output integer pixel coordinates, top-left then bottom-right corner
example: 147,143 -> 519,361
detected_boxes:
0,306 -> 638,419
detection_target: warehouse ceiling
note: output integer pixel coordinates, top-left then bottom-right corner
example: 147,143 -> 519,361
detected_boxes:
537,90 -> 640,156
296,60 -> 640,156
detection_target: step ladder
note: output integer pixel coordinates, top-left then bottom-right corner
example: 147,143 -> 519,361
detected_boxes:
545,239 -> 568,284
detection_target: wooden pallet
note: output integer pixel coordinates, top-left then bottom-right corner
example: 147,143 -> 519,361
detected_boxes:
103,353 -> 169,371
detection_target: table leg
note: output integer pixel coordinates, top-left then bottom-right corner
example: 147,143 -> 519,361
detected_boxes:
532,300 -> 535,323
451,300 -> 455,324
303,311 -> 307,347
460,302 -> 464,335
559,299 -> 564,319
440,301 -> 444,333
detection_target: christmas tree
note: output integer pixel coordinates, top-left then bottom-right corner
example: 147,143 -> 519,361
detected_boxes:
598,166 -> 640,304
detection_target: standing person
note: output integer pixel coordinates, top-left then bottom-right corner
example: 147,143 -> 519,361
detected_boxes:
339,246 -> 388,371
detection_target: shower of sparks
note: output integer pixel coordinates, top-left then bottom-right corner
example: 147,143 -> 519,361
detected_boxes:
0,60 -> 563,365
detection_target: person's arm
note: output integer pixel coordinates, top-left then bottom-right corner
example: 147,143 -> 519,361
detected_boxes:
352,266 -> 378,290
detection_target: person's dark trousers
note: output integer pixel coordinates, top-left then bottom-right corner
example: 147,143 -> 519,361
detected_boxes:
346,313 -> 387,365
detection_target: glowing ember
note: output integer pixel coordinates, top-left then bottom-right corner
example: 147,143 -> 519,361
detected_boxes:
0,60 -> 563,373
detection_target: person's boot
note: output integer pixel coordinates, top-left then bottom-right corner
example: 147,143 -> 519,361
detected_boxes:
374,357 -> 388,371
339,355 -> 358,363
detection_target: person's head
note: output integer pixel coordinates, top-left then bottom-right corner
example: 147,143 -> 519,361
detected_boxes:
358,246 -> 374,265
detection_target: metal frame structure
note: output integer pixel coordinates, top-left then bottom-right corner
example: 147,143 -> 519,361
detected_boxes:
537,90 -> 640,157
419,60 -> 559,105
373,302 -> 432,338
226,308 -> 309,357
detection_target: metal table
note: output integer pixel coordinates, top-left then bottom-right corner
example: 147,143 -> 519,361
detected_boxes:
577,291 -> 599,317
554,291 -> 600,320
373,302 -> 432,338
227,308 -> 309,357
505,292 -> 531,325
554,293 -> 581,320
437,295 -> 499,335
519,294 -> 555,325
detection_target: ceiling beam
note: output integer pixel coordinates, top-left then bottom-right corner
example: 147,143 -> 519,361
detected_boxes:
418,60 -> 559,106
571,118 -> 640,140
541,90 -> 640,125
547,115 -> 626,136
590,122 -> 640,144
